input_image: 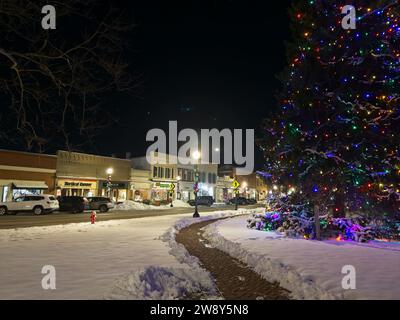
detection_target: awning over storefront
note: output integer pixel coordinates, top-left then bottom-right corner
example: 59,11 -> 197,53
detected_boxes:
12,181 -> 48,189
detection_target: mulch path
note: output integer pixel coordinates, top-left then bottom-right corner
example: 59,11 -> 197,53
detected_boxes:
175,217 -> 290,300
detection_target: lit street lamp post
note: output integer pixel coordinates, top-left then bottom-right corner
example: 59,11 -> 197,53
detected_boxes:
192,151 -> 201,218
176,175 -> 181,200
106,167 -> 113,200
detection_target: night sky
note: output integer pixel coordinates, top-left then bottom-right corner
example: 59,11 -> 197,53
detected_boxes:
97,0 -> 291,168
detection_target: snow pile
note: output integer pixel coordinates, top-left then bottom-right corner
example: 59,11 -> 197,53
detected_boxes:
247,211 -> 399,242
105,266 -> 218,300
114,200 -> 169,211
114,199 -> 192,210
160,208 -> 264,265
168,200 -> 191,208
203,216 -> 400,300
203,220 -> 335,300
0,219 -> 125,242
211,202 -> 228,207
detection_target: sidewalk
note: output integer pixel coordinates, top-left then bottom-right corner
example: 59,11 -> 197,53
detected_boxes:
175,218 -> 290,300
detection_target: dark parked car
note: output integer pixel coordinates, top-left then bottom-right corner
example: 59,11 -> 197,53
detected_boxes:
188,196 -> 214,207
86,197 -> 114,213
246,198 -> 257,205
58,196 -> 88,213
228,197 -> 249,205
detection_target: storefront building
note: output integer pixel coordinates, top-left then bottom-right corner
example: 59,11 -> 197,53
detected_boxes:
56,150 -> 131,202
177,165 -> 195,202
255,173 -> 268,201
132,152 -> 177,203
131,152 -> 218,204
99,180 -> 129,201
0,149 -> 57,202
197,164 -> 218,198
129,168 -> 152,201
57,178 -> 98,197
215,175 -> 235,203
237,172 -> 266,201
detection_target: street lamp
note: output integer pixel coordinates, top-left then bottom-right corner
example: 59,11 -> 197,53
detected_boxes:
106,168 -> 113,199
192,151 -> 201,218
176,175 -> 181,200
192,150 -> 201,161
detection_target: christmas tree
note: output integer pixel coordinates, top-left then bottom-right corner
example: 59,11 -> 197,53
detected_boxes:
260,0 -> 400,219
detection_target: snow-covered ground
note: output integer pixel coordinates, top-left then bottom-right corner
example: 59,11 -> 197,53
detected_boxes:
0,208 -> 262,300
203,215 -> 400,300
113,199 -> 192,210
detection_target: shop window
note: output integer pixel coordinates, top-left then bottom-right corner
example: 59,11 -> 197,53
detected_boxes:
213,174 -> 217,184
13,189 -> 43,199
171,169 -> 174,179
208,173 -> 212,183
1,186 -> 8,202
201,172 -> 206,182
153,166 -> 157,178
160,167 -> 164,178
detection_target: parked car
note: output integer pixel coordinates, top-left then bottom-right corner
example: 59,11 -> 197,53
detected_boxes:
188,196 -> 215,207
228,197 -> 249,205
58,196 -> 88,213
246,198 -> 257,205
0,194 -> 59,215
86,197 -> 114,213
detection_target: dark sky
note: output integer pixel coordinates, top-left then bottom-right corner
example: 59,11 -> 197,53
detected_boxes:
97,0 -> 291,167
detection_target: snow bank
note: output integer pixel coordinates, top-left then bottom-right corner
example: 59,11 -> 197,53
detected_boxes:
114,200 -> 169,211
203,216 -> 400,300
169,200 -> 191,208
114,199 -> 192,210
105,266 -> 218,300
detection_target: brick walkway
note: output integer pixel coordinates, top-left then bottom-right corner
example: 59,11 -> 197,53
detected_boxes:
175,218 -> 290,300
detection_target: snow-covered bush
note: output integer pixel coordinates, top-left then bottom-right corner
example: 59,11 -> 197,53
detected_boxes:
247,210 -> 399,242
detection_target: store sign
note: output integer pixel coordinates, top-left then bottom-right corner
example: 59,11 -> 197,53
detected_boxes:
100,181 -> 128,189
58,180 -> 97,189
65,182 -> 93,187
153,182 -> 172,189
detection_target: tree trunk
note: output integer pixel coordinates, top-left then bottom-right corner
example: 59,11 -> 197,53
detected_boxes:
314,204 -> 321,241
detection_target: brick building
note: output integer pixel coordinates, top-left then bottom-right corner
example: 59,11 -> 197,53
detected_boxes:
0,149 -> 57,202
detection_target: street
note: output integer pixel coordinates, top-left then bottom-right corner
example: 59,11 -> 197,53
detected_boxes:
0,204 -> 259,229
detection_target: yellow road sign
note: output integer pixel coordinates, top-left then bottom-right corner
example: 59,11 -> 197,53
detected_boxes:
169,183 -> 175,191
232,180 -> 240,189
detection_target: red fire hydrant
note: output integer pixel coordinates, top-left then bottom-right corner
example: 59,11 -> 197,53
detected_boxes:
90,211 -> 97,224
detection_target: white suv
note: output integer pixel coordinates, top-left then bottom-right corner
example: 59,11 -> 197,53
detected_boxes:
0,194 -> 59,215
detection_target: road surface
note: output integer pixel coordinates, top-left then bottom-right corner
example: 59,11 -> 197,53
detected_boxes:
0,204 -> 261,229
